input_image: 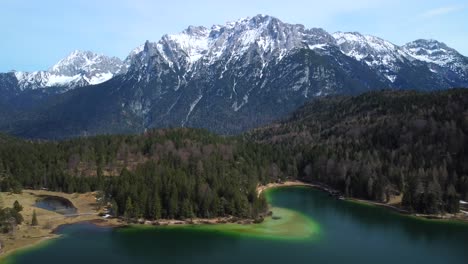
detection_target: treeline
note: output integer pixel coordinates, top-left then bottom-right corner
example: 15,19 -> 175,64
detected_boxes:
250,89 -> 468,214
0,129 -> 293,220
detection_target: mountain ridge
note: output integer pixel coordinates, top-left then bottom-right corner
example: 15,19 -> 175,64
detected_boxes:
5,15 -> 467,92
0,15 -> 467,139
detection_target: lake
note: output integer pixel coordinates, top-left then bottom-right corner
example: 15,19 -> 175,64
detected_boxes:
5,187 -> 468,263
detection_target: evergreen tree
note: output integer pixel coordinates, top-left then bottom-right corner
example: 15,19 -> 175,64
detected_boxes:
31,210 -> 38,226
124,197 -> 134,221
110,199 -> 119,217
13,200 -> 23,212
153,196 -> 162,220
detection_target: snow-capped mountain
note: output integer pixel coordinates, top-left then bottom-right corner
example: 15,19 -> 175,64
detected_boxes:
0,15 -> 467,139
10,50 -> 125,92
124,15 -> 467,88
403,39 -> 464,66
126,15 -> 335,76
403,39 -> 468,78
332,33 -> 468,86
332,32 -> 411,82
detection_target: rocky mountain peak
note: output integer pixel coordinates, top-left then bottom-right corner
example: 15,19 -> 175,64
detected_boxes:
10,50 -> 125,91
403,39 -> 465,66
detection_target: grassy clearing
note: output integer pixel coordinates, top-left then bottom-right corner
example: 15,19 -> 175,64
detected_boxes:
0,190 -> 103,259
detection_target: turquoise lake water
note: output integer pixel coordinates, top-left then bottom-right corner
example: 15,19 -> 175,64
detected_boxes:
6,187 -> 468,264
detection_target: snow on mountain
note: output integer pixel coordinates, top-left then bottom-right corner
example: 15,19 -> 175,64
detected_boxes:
2,14 -> 468,139
403,39 -> 461,66
127,15 -> 336,76
332,32 -> 410,82
167,26 -> 211,64
403,39 -> 468,77
4,15 -> 468,95
120,14 -> 468,99
13,50 -> 125,91
332,32 -> 468,83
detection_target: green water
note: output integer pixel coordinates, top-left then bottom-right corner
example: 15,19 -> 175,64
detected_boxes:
6,187 -> 468,264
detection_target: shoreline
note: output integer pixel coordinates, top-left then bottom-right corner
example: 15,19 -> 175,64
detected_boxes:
0,234 -> 59,261
256,181 -> 319,196
348,198 -> 468,222
0,190 -> 105,260
2,181 -> 468,260
257,180 -> 468,223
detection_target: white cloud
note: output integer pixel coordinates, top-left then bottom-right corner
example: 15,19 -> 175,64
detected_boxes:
420,5 -> 465,18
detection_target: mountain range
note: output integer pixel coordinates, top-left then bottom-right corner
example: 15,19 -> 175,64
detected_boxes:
1,15 -> 467,139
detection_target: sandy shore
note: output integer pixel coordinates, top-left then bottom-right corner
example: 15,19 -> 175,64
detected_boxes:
256,181 -> 319,196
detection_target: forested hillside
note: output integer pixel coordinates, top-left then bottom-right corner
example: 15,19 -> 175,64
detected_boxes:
1,89 -> 467,218
251,89 -> 468,214
0,129 -> 294,220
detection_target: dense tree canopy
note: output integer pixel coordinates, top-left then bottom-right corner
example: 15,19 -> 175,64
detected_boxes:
251,89 -> 468,214
0,129 -> 288,220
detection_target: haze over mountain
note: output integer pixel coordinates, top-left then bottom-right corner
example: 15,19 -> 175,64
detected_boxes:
0,15 -> 467,139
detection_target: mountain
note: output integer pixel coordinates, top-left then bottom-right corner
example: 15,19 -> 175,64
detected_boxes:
332,32 -> 467,88
2,50 -> 125,93
403,39 -> 468,82
1,15 -> 467,139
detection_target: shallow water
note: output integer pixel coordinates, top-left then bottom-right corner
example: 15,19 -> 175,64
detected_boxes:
7,187 -> 468,264
34,196 -> 77,215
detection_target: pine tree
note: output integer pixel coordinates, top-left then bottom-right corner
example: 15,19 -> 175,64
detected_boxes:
124,197 -> 134,221
110,199 -> 119,217
31,210 -> 38,226
153,196 -> 162,220
13,200 -> 23,212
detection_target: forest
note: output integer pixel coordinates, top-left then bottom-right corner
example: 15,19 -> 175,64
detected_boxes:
251,89 -> 468,214
0,89 -> 467,218
0,129 -> 291,220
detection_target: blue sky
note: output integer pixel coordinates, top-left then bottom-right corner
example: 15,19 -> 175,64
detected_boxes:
1,0 -> 467,72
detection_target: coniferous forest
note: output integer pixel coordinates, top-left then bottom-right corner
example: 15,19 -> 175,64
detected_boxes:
251,89 -> 468,214
0,89 -> 468,219
0,129 -> 284,220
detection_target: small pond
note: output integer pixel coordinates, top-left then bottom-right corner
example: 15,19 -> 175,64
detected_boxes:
35,195 -> 77,215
